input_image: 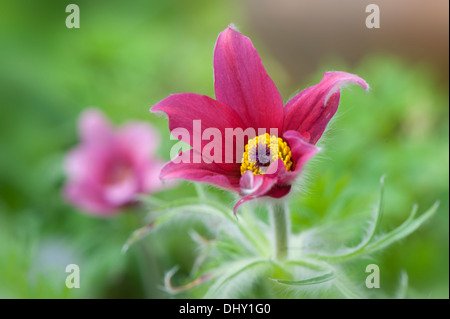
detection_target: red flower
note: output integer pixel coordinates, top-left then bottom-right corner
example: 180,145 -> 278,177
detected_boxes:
151,26 -> 368,213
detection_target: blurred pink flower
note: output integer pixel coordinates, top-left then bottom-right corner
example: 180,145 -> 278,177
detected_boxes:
64,109 -> 166,216
152,26 -> 368,214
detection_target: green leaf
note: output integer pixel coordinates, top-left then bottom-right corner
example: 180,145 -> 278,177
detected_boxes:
364,201 -> 439,254
333,279 -> 364,299
164,266 -> 213,294
304,176 -> 386,261
204,258 -> 272,298
122,201 -> 261,255
272,272 -> 335,286
135,194 -> 166,208
121,222 -> 154,254
332,268 -> 366,299
284,259 -> 331,271
145,198 -> 270,257
303,178 -> 439,263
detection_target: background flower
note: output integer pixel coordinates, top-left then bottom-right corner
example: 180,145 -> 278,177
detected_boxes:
64,109 -> 165,216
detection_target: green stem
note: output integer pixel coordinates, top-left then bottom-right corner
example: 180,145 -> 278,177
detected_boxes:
269,202 -> 289,260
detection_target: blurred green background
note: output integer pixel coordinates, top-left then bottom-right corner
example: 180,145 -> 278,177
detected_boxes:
0,0 -> 448,298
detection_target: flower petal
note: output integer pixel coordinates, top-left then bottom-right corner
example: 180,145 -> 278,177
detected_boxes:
276,130 -> 319,185
117,121 -> 160,159
239,171 -> 275,197
79,108 -> 114,143
64,144 -> 109,183
265,183 -> 292,199
283,71 -> 369,144
141,158 -> 170,193
234,173 -> 278,215
214,26 -> 284,133
160,149 -> 241,192
151,93 -> 244,171
103,174 -> 138,206
64,182 -> 116,216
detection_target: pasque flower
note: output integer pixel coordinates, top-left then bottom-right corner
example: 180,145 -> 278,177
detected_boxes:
64,109 -> 166,216
152,26 -> 368,213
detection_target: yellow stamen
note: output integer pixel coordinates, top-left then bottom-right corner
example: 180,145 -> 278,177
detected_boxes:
240,133 -> 293,175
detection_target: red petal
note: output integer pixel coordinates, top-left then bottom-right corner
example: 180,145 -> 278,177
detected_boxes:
214,26 -> 284,133
234,172 -> 278,215
265,184 -> 292,198
160,149 -> 241,192
283,71 -> 369,144
275,130 -> 319,185
151,93 -> 244,171
239,171 -> 276,197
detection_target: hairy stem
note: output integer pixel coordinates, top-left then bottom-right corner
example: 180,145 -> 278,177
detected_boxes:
269,202 -> 290,260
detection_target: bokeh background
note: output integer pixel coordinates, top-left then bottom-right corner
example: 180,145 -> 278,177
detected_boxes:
0,0 -> 448,298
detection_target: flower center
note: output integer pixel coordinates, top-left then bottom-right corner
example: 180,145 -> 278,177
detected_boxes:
240,133 -> 293,175
105,163 -> 132,185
